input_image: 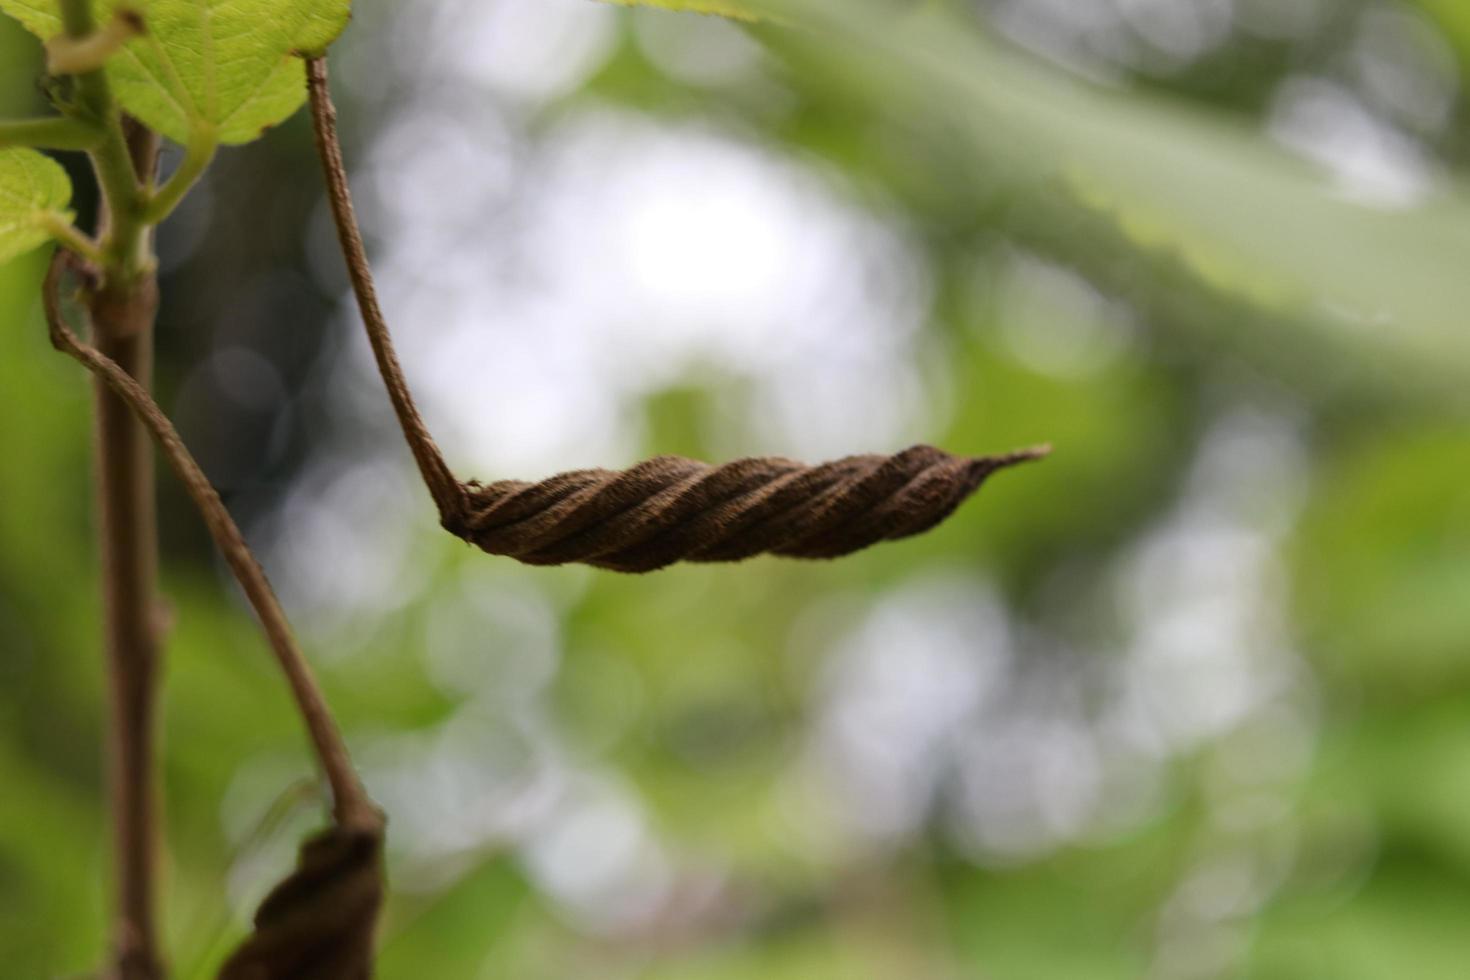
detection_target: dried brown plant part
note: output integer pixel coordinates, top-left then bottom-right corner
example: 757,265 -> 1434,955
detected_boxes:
216,821 -> 384,980
305,56 -> 1049,573
451,444 -> 1050,572
44,253 -> 385,974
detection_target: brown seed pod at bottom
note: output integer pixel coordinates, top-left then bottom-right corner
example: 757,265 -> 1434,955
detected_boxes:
217,817 -> 385,980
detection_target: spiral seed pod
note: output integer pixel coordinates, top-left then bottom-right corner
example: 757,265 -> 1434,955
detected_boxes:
440,444 -> 1049,573
307,59 -> 1050,578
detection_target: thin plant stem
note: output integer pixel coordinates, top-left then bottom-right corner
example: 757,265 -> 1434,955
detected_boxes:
36,211 -> 104,264
58,0 -> 150,280
90,288 -> 162,980
0,115 -> 104,150
44,252 -> 377,832
45,8 -> 143,75
57,95 -> 164,980
141,126 -> 217,225
53,6 -> 167,974
81,120 -> 164,980
304,57 -> 464,522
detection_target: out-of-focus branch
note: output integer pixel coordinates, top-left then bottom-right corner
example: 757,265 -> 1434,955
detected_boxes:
43,252 -> 377,832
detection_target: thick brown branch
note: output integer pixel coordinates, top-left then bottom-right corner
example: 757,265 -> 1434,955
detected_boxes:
44,253 -> 377,831
91,286 -> 162,980
88,111 -> 164,980
306,56 -> 1048,575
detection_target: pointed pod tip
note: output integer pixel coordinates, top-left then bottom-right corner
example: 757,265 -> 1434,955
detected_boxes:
987,443 -> 1052,469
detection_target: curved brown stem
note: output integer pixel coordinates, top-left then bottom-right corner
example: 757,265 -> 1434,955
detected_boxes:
305,57 -> 465,524
44,252 -> 377,831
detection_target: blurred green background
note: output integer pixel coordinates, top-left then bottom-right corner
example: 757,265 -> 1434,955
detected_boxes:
3,0 -> 1470,976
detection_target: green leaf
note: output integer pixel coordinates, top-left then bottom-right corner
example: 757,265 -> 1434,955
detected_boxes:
772,0 -> 1470,386
597,0 -> 764,21
0,0 -> 352,145
1415,0 -> 1470,73
1291,428 -> 1470,699
0,147 -> 71,265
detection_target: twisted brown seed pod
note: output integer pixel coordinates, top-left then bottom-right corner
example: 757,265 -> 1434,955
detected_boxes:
441,444 -> 1049,573
307,58 -> 1049,575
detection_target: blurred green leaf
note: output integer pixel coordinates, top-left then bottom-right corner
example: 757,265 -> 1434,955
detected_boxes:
0,0 -> 351,144
376,862 -> 529,978
1354,703 -> 1470,875
598,0 -> 763,21
1254,861 -> 1470,980
1292,428 -> 1470,698
0,147 -> 69,265
1416,0 -> 1470,70
775,0 -> 1470,385
0,738 -> 107,976
941,840 -> 1186,980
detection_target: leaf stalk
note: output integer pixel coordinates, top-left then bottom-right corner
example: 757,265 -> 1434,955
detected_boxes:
37,209 -> 103,263
141,125 -> 216,225
0,115 -> 104,150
